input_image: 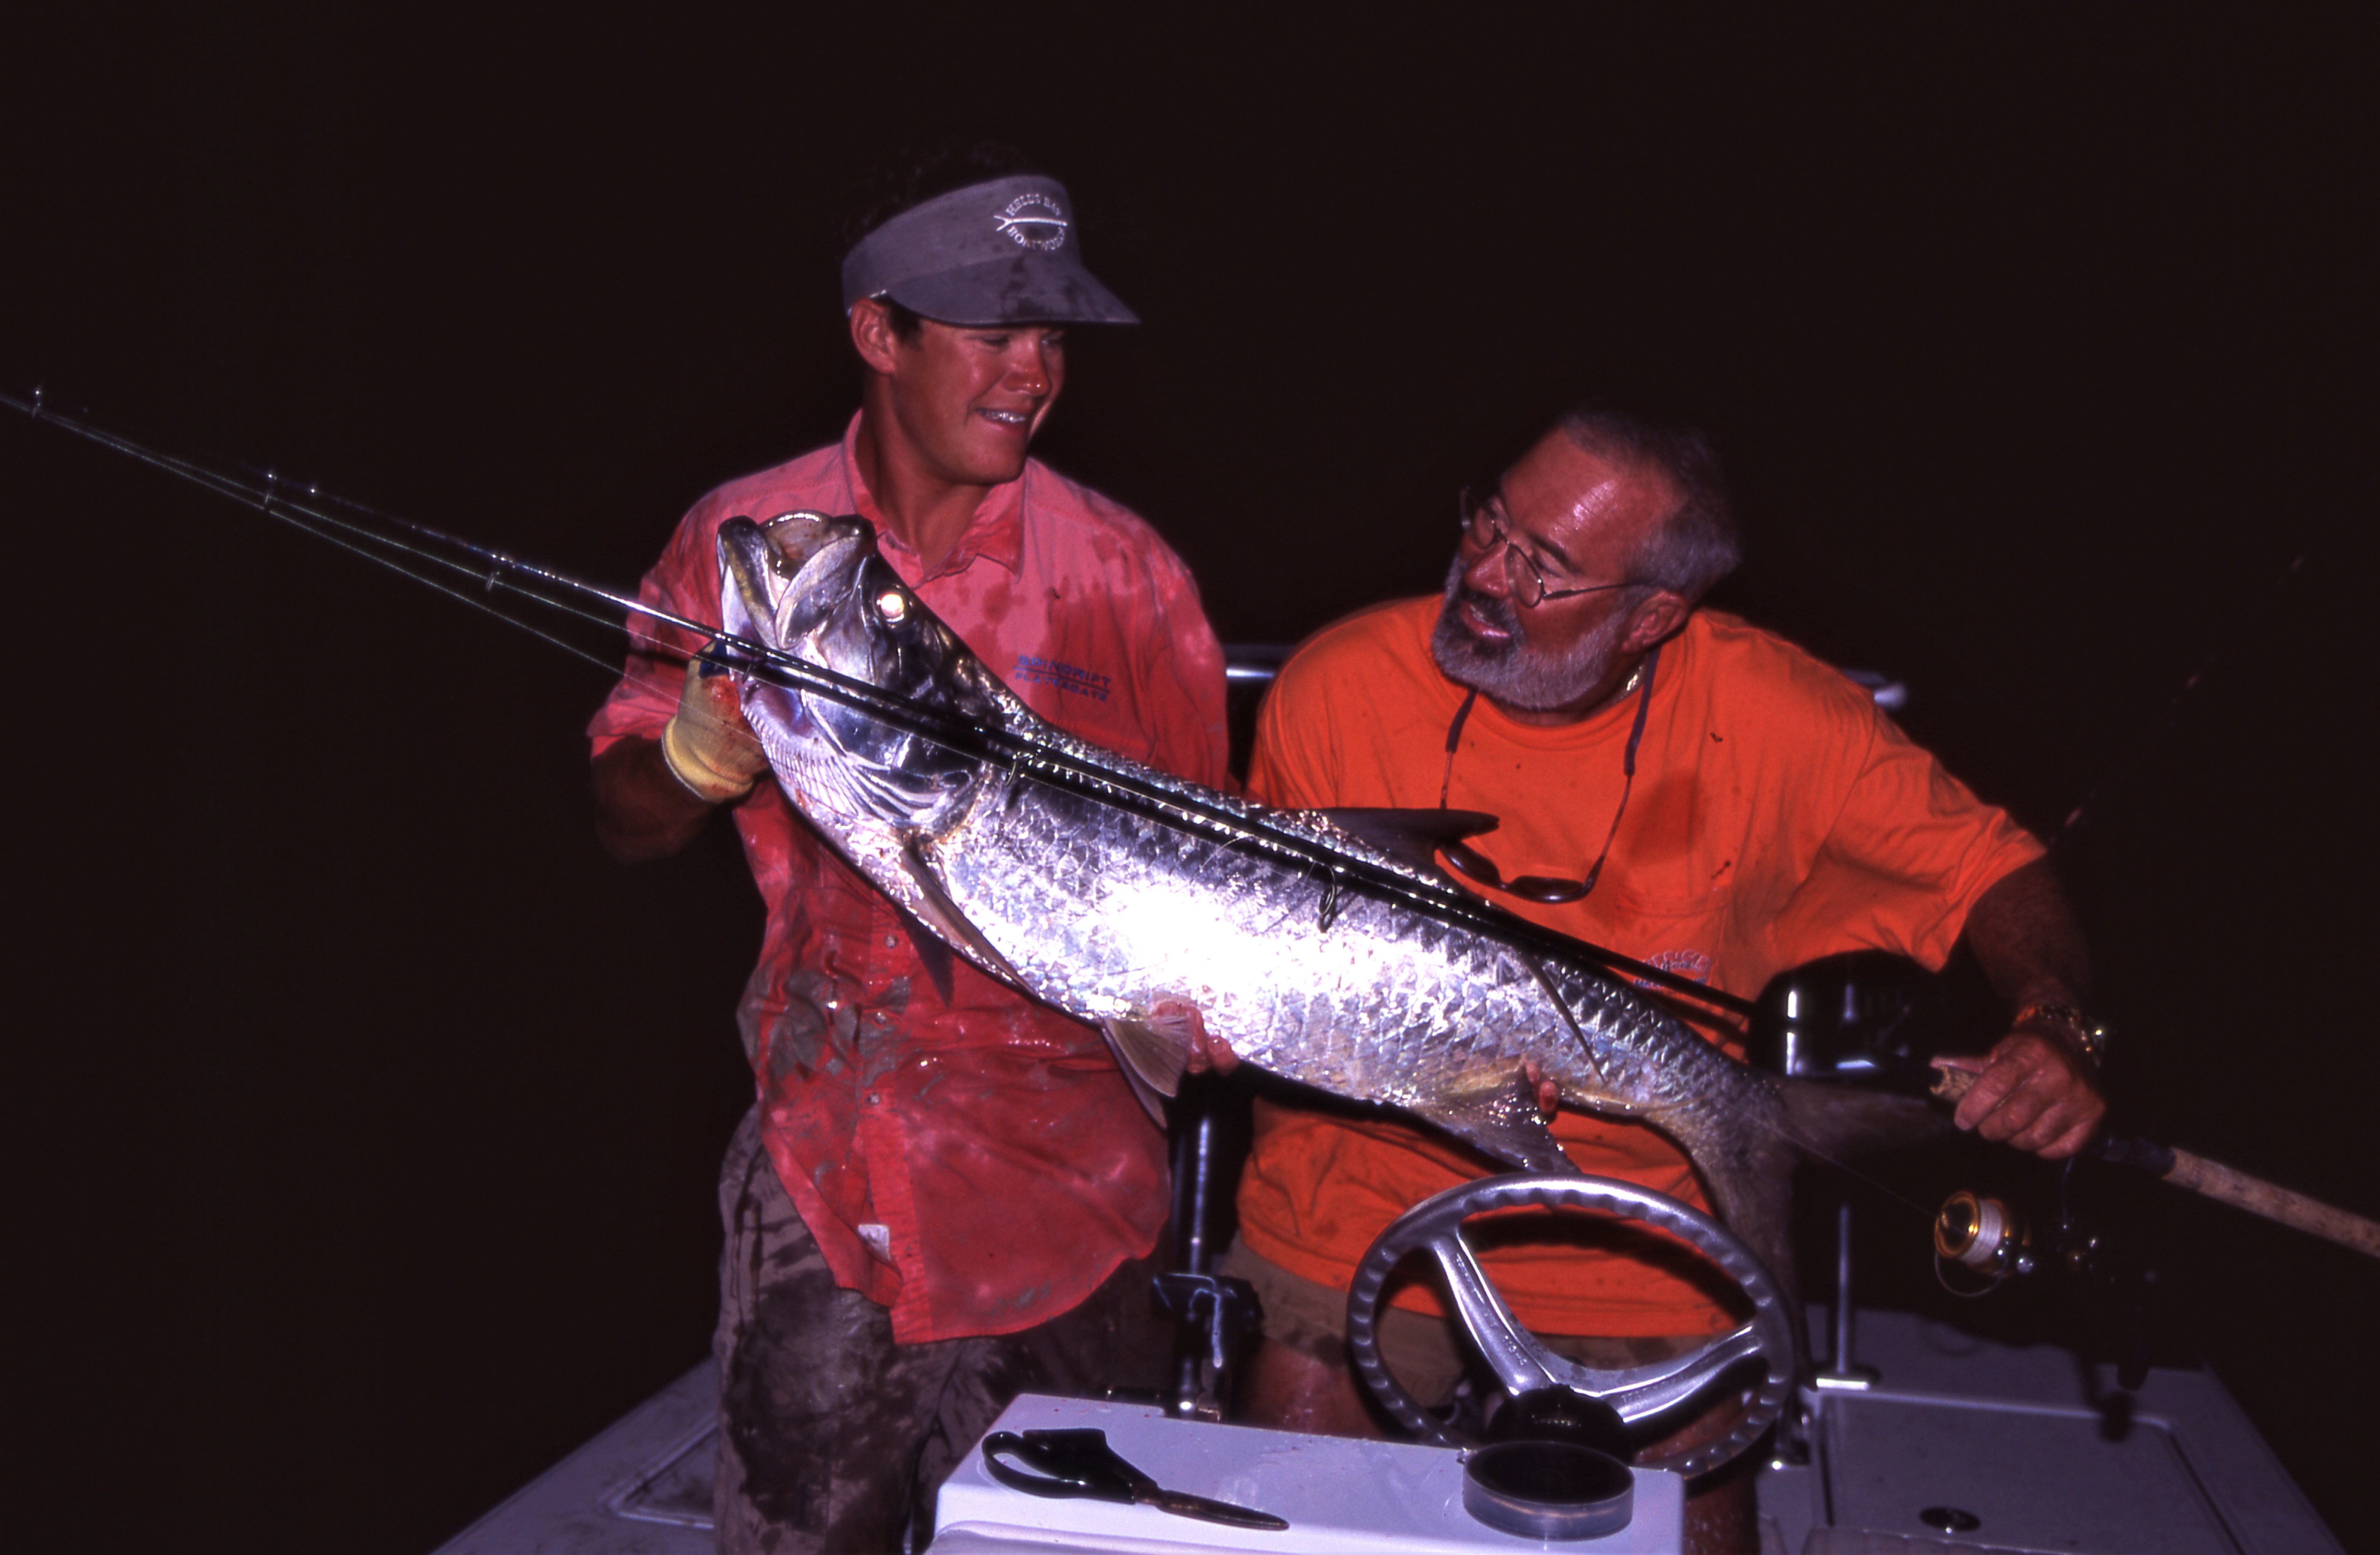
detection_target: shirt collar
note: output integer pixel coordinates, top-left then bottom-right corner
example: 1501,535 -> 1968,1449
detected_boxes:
838,412 -> 1028,582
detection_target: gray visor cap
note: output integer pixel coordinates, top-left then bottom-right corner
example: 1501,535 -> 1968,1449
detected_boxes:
840,174 -> 1138,327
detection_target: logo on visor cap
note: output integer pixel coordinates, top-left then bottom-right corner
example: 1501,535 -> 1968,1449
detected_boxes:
995,192 -> 1069,252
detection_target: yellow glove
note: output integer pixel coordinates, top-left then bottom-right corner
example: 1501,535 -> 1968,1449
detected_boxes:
660,650 -> 771,804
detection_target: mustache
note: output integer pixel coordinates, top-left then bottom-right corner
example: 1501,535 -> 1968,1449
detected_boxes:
1457,586 -> 1520,640
1441,557 -> 1523,651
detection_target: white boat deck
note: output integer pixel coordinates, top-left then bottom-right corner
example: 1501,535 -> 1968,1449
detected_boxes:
433,1307 -> 2338,1555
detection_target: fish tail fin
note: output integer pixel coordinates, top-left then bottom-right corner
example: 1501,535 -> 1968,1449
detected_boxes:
1681,1081 -> 1946,1305
1687,1120 -> 1803,1306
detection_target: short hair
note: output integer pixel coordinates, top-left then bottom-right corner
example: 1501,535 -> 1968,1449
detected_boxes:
1553,402 -> 1742,600
839,137 -> 1040,343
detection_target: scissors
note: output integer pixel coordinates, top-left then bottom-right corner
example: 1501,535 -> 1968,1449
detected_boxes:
981,1427 -> 1290,1532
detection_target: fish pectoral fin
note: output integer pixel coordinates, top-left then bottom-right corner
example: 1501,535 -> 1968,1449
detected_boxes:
1100,1012 -> 1201,1128
1106,1045 -> 1171,1129
890,905 -> 958,1005
1406,1070 -> 1579,1176
1100,1009 -> 1201,1103
896,842 -> 1027,993
1305,807 -> 1501,877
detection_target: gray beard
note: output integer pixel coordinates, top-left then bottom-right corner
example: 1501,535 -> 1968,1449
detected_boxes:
1428,556 -> 1629,712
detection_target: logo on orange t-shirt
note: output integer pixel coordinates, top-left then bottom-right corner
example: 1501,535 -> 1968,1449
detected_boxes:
1637,947 -> 1714,987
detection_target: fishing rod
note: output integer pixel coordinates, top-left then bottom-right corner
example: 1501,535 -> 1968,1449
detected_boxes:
1928,1066 -> 2380,1260
6,387 -> 1756,1023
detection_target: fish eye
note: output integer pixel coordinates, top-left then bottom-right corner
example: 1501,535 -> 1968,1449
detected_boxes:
873,588 -> 910,621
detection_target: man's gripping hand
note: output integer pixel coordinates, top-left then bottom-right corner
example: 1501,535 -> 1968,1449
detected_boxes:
660,651 -> 771,804
1936,1022 -> 2106,1161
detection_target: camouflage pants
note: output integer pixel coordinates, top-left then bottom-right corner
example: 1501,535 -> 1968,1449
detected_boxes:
714,1106 -> 1175,1554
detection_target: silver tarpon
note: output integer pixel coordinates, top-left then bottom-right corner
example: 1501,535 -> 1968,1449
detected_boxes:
717,511 -> 1923,1293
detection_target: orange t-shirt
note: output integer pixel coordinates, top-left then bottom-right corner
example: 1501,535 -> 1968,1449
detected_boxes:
1236,599 -> 2043,1337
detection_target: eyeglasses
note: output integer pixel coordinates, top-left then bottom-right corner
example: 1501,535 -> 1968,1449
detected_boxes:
1458,487 -> 1643,609
1434,645 -> 1661,904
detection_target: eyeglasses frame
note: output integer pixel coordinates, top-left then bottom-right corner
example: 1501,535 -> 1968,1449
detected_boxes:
1457,486 -> 1646,609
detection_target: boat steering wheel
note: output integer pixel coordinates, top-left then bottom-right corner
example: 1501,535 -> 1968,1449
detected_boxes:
1344,1173 -> 1798,1477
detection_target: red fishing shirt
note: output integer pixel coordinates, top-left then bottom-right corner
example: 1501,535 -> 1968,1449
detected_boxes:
590,415 -> 1230,1342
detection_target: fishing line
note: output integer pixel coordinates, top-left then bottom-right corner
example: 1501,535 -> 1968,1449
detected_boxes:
247,483 -> 641,683
8,390 -> 1760,1024
1761,1112 -> 1938,1222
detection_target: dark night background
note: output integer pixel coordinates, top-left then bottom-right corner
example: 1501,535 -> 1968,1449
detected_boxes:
5,9 -> 2371,1551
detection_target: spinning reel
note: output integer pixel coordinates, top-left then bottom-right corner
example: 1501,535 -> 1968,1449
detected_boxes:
1932,1162 -> 2158,1391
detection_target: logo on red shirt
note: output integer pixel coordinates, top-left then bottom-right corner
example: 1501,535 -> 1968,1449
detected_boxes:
1012,654 -> 1110,702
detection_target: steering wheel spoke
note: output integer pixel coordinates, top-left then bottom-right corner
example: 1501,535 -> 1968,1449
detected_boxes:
1346,1173 -> 1798,1478
1424,1233 -> 1563,1398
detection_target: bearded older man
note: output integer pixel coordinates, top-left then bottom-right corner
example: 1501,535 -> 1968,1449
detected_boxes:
1196,404 -> 2105,1552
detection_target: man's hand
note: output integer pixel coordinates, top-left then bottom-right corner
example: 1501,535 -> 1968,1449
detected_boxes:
661,656 -> 771,803
1936,1029 -> 2105,1159
1179,1006 -> 1238,1076
592,656 -> 769,863
1523,1060 -> 1560,1119
1951,859 -> 2106,1159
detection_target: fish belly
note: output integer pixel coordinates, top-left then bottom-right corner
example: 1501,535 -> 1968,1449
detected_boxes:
931,784 -> 1653,1117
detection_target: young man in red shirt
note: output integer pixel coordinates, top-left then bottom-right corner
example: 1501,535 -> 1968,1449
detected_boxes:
591,148 -> 1228,1553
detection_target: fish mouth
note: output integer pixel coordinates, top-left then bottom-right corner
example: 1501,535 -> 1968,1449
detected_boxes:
758,510 -> 867,574
721,511 -> 872,646
717,510 -> 998,833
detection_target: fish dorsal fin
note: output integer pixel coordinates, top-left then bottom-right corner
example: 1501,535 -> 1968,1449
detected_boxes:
896,842 -> 1027,993
1403,1068 -> 1579,1176
1518,953 -> 1614,1094
1099,1006 -> 1206,1127
1307,808 -> 1501,875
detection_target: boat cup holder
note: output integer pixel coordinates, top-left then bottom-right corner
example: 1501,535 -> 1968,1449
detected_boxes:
1461,1387 -> 1638,1540
1462,1438 -> 1636,1541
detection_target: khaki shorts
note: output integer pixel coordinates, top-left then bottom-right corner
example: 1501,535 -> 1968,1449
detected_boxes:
1221,1238 -> 1711,1408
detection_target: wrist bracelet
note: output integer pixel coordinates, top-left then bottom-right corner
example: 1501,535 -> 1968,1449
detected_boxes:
2013,1002 -> 2112,1067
